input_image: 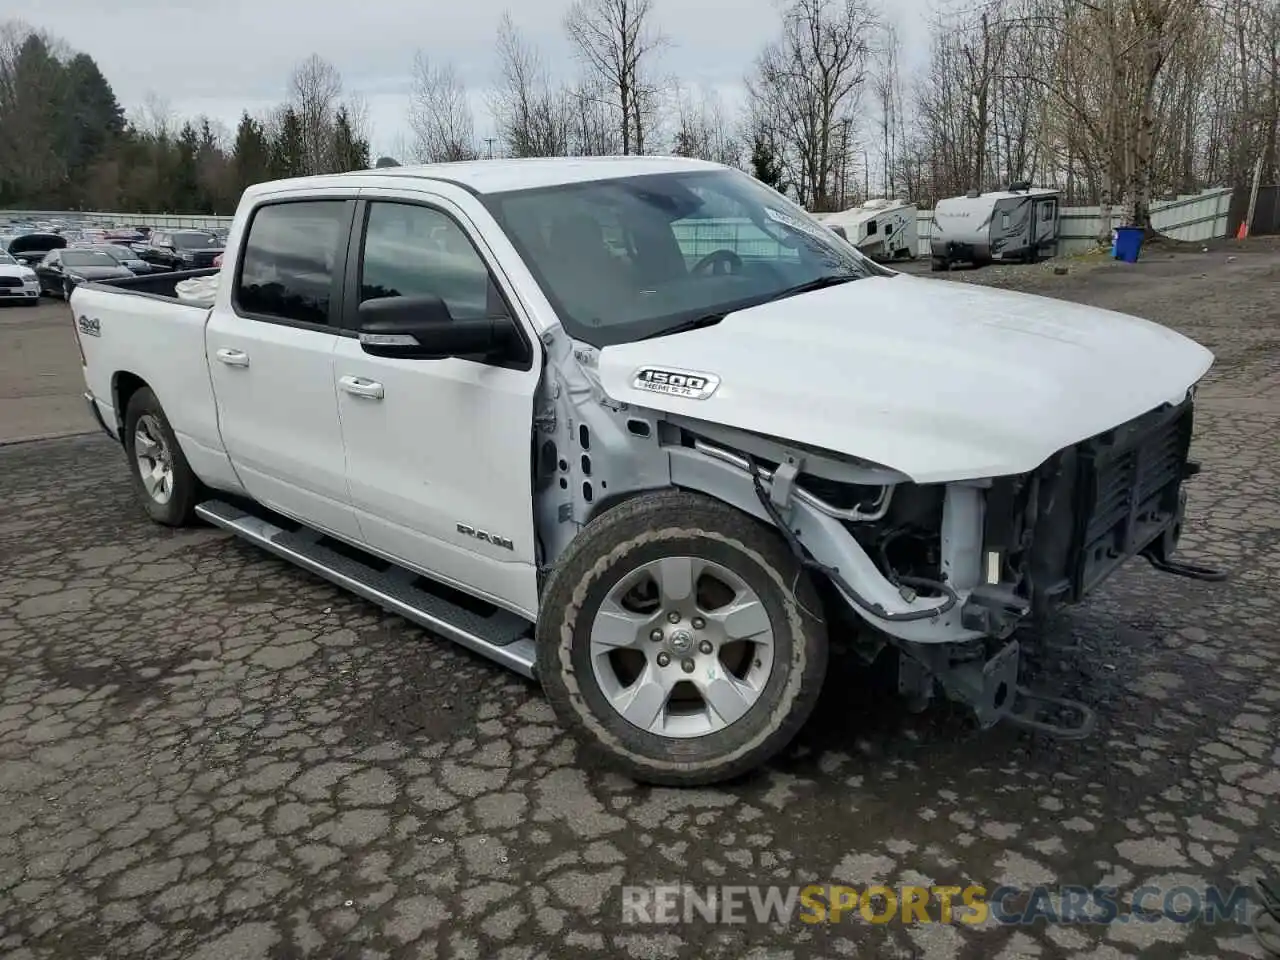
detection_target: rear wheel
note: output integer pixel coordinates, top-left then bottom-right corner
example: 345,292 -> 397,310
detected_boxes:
930,257 -> 949,272
537,490 -> 827,786
122,387 -> 200,526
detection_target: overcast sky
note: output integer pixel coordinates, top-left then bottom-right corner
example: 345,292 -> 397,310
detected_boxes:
27,0 -> 934,158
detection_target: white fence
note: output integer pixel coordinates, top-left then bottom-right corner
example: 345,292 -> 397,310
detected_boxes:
0,210 -> 235,230
912,186 -> 1234,258
4,185 -> 1233,257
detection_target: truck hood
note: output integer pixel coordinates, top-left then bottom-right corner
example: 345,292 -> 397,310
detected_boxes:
596,275 -> 1214,483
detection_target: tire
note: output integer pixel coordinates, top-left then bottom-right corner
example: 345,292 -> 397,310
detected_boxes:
930,257 -> 948,272
122,387 -> 201,526
537,489 -> 828,786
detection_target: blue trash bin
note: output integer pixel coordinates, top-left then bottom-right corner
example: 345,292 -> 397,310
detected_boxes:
1113,226 -> 1144,263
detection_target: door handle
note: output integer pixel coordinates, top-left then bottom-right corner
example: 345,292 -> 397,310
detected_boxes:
338,375 -> 384,400
215,348 -> 250,367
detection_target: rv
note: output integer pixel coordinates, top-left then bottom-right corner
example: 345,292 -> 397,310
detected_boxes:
929,184 -> 1060,270
819,198 -> 918,261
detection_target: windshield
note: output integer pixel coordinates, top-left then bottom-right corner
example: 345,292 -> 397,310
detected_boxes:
173,233 -> 219,249
96,245 -> 136,260
482,168 -> 886,347
63,251 -> 117,267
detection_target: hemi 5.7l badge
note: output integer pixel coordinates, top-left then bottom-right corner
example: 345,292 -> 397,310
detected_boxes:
632,367 -> 721,400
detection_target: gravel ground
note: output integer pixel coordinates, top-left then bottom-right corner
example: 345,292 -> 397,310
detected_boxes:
1,244 -> 1278,959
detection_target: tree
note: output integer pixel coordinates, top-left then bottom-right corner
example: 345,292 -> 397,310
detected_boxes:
564,0 -> 666,154
489,12 -> 572,157
232,112 -> 271,193
749,130 -> 785,191
271,107 -> 306,178
408,53 -> 477,162
332,105 -> 370,171
289,53 -> 343,175
747,0 -> 877,210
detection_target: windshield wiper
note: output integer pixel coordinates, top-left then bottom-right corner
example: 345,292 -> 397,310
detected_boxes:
765,274 -> 861,303
640,312 -> 727,340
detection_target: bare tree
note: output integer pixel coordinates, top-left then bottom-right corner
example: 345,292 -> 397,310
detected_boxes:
289,54 -> 343,175
564,0 -> 667,154
748,0 -> 877,210
408,52 -> 477,162
488,13 -> 572,157
671,85 -> 742,166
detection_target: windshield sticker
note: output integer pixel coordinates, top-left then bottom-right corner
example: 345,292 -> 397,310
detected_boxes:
632,367 -> 721,400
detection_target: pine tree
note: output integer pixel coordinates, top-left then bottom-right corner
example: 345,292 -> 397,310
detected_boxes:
271,107 -> 306,178
232,112 -> 270,191
750,132 -> 785,192
332,106 -> 370,172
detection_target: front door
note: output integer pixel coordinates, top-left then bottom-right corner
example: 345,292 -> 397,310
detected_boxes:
1034,198 -> 1058,255
205,195 -> 364,542
333,194 -> 542,617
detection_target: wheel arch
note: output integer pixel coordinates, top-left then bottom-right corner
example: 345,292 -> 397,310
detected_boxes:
111,370 -> 151,440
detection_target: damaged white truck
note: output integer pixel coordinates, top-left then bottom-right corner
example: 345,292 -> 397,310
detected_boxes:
72,157 -> 1222,785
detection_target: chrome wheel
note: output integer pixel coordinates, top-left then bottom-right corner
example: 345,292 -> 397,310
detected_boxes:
590,556 -> 775,738
133,414 -> 174,505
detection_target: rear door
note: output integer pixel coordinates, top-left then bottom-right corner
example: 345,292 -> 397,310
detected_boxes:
331,191 -> 542,616
205,194 -> 364,542
1034,197 -> 1059,255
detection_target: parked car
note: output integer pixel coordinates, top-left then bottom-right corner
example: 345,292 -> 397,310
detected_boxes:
139,230 -> 224,270
0,250 -> 41,305
7,232 -> 68,267
35,248 -> 134,297
70,157 -> 1221,786
91,243 -> 154,275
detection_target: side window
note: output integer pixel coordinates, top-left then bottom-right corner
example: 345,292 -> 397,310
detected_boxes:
866,219 -> 878,235
236,201 -> 348,326
1040,202 -> 1055,222
359,202 -> 502,321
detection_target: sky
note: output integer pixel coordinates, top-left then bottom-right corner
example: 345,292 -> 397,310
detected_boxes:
21,0 -> 934,159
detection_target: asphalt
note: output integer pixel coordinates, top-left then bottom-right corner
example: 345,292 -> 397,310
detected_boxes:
1,247 -> 1278,959
0,299 -> 94,445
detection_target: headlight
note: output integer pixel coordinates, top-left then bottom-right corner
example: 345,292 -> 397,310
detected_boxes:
21,269 -> 36,280
68,274 -> 85,283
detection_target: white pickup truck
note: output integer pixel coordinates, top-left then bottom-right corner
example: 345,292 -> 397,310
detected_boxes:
72,157 -> 1222,785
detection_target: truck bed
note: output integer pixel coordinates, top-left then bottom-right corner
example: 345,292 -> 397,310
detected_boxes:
88,267 -> 220,301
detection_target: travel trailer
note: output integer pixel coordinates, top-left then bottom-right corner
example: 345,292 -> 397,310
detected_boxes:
928,184 -> 1060,270
819,198 -> 918,261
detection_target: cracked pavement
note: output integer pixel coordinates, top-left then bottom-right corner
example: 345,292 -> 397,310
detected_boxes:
1,244 -> 1279,959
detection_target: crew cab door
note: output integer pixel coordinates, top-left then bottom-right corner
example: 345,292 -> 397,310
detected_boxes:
205,195 -> 364,542
332,192 -> 542,617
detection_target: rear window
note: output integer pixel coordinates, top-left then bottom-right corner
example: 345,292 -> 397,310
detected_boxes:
235,201 -> 349,327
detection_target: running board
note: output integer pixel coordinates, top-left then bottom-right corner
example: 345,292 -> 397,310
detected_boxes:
195,500 -> 538,679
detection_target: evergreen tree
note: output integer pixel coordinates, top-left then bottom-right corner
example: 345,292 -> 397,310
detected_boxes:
750,132 -> 785,192
232,112 -> 270,192
271,107 -> 306,178
172,122 -> 200,211
332,106 -> 370,172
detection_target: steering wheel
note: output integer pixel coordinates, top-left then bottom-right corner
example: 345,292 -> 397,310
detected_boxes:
691,249 -> 744,277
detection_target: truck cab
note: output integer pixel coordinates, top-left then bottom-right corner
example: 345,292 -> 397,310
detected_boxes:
71,158 -> 1219,786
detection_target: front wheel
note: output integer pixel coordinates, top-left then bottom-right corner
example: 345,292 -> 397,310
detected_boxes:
537,490 -> 828,786
122,387 -> 201,526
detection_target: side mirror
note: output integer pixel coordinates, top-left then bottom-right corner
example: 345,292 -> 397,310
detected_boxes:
830,225 -> 849,240
358,295 -> 516,360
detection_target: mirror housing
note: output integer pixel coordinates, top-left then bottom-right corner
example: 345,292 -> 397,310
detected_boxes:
358,295 -> 517,360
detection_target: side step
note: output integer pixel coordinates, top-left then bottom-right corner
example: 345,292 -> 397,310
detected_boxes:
195,500 -> 538,679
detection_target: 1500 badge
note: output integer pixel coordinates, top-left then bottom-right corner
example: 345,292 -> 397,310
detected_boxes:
632,367 -> 720,400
